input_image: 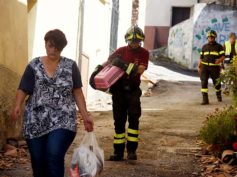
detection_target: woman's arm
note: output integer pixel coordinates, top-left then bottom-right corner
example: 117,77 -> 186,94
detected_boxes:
73,88 -> 94,132
11,90 -> 27,120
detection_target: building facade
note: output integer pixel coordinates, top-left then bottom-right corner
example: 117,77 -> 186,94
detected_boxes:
144,0 -> 198,50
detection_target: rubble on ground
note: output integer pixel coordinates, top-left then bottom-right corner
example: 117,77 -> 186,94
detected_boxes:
149,46 -> 168,61
0,138 -> 29,171
197,141 -> 237,177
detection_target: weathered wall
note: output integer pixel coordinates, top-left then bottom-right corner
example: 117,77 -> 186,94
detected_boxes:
0,66 -> 22,148
168,19 -> 194,68
29,0 -> 80,60
144,26 -> 170,50
168,3 -> 237,70
0,0 -> 28,149
145,0 -> 198,27
200,0 -> 237,6
144,0 -> 198,50
0,0 -> 28,74
86,0 -> 135,110
192,4 -> 237,69
168,3 -> 206,69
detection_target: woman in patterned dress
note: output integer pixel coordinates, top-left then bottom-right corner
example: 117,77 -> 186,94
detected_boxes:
11,29 -> 93,177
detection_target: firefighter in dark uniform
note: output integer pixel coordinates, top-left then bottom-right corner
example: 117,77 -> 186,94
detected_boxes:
197,30 -> 225,105
105,26 -> 149,161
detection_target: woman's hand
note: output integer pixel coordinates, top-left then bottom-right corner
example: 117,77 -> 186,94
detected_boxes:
11,106 -> 21,121
73,88 -> 94,132
83,116 -> 94,132
11,90 -> 27,121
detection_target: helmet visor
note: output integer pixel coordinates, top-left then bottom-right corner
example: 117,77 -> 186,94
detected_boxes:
126,33 -> 144,41
208,33 -> 216,38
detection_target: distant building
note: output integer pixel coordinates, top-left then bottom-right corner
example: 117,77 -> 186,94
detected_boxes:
144,0 -> 198,50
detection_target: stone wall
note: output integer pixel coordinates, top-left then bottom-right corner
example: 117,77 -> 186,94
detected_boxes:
0,65 -> 22,150
0,0 -> 28,149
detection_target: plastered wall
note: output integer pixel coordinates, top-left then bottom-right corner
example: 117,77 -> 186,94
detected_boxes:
168,4 -> 237,70
0,0 -> 28,149
0,0 -> 28,74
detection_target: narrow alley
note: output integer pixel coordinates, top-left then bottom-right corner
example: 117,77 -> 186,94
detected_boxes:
1,77 -> 231,177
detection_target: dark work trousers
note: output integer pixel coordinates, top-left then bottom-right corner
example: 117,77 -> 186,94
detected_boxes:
200,65 -> 221,94
111,87 -> 142,156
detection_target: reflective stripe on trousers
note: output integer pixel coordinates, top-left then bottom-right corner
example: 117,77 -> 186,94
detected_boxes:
200,65 -> 221,94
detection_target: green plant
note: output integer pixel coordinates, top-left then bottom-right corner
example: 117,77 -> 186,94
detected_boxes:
219,56 -> 237,106
199,107 -> 236,146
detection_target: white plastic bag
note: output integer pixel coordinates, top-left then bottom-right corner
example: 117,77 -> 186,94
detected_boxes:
70,132 -> 104,177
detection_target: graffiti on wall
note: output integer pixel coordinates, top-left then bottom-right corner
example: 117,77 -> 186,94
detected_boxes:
193,17 -> 231,53
168,5 -> 237,70
192,4 -> 237,70
169,28 -> 187,48
168,19 -> 193,67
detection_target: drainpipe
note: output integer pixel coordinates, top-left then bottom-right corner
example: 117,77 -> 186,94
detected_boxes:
76,0 -> 85,70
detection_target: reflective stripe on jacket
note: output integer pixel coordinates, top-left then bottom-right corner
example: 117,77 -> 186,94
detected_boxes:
199,42 -> 224,65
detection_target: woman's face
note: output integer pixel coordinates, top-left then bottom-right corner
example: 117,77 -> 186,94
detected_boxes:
45,41 -> 61,59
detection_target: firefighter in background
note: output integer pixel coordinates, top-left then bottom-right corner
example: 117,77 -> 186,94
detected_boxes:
106,26 -> 149,161
197,30 -> 225,105
223,32 -> 237,65
222,32 -> 237,95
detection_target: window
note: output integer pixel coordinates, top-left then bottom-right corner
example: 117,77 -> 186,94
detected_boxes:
171,7 -> 191,26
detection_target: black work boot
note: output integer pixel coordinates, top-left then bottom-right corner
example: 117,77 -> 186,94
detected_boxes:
201,93 -> 209,105
109,154 -> 124,161
109,143 -> 125,161
216,92 -> 222,102
127,152 -> 137,160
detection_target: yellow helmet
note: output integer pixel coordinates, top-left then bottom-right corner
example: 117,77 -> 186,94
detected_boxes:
125,25 -> 145,43
207,30 -> 217,38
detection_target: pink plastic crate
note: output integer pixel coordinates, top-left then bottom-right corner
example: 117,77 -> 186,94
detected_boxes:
94,65 -> 124,90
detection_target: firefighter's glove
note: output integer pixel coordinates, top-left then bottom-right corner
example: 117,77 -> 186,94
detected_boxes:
126,63 -> 138,77
110,57 -> 127,70
110,57 -> 138,76
89,65 -> 103,89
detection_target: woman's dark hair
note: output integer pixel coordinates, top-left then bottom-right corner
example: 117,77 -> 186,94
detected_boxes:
44,29 -> 67,51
